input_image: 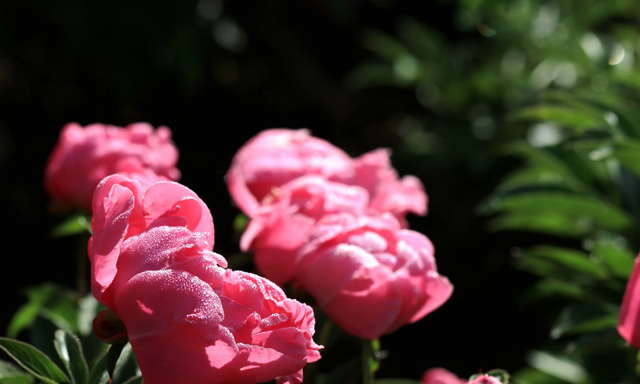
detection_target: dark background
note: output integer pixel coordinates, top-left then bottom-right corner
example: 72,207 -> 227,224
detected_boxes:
0,0 -> 550,380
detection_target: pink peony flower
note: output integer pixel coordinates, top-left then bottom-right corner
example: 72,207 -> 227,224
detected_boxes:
618,254 -> 640,349
421,368 -> 466,384
296,212 -> 453,339
226,128 -> 355,217
226,128 -> 427,223
89,175 -> 321,384
344,148 -> 427,226
240,175 -> 370,285
45,122 -> 180,211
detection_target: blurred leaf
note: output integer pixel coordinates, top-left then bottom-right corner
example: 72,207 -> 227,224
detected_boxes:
550,304 -> 618,339
375,380 -> 421,384
0,360 -> 35,384
521,279 -> 589,302
510,105 -> 609,133
54,331 -> 88,384
78,295 -> 102,337
610,140 -> 640,179
488,211 -> 591,237
0,338 -> 69,384
317,357 -> 360,384
525,246 -> 605,278
50,213 -> 92,237
362,30 -> 410,62
7,284 -> 79,339
592,243 -> 635,279
525,351 -> 588,384
512,367 -> 572,384
487,192 -> 631,231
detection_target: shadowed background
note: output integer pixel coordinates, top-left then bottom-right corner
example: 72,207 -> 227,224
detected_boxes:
0,0 -> 568,380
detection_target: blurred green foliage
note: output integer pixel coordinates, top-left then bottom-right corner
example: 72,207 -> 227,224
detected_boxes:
350,0 -> 640,382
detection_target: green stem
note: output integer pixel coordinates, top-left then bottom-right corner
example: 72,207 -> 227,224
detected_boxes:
361,339 -> 380,384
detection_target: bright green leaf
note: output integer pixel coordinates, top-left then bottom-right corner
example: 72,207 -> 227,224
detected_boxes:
592,243 -> 635,279
50,213 -> 92,237
0,338 -> 70,384
525,351 -> 588,384
54,331 -> 89,384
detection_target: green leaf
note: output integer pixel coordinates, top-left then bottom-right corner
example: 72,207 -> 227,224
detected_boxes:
487,192 -> 632,231
525,351 -> 588,384
50,213 -> 92,237
512,367 -> 572,384
610,140 -> 640,179
106,343 -> 126,382
488,212 -> 591,237
0,338 -> 70,384
525,246 -> 605,278
592,243 -> 635,279
375,380 -> 421,384
54,331 -> 89,384
0,360 -> 35,384
121,377 -> 143,384
362,339 -> 380,384
7,284 -> 80,339
521,279 -> 589,302
550,304 -> 618,339
87,343 -> 135,384
510,105 -> 609,133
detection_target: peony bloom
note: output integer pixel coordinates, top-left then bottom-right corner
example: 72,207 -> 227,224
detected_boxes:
226,128 -> 355,217
422,368 -> 466,384
618,254 -> 640,349
45,122 -> 180,211
296,212 -> 453,339
240,175 -> 370,285
344,148 -> 427,226
89,175 -> 321,384
226,128 -> 427,223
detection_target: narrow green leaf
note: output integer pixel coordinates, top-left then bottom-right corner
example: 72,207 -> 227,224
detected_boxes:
510,105 -> 608,132
0,360 -> 35,384
0,338 -> 70,384
54,331 -> 89,384
611,140 -> 640,179
51,213 -> 92,237
521,279 -> 588,302
550,304 -> 618,339
488,212 -> 591,237
488,192 -> 632,231
526,246 -> 604,278
122,377 -> 144,384
512,367 -> 572,384
592,243 -> 635,279
525,351 -> 588,384
106,343 -> 127,382
86,348 -> 109,384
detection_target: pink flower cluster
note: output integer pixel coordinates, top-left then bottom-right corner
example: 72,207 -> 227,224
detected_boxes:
45,122 -> 180,211
89,174 -> 321,384
227,128 -> 453,339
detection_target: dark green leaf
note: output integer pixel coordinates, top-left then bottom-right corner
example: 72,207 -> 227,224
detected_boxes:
106,343 -> 127,382
512,367 -> 572,384
54,330 -> 89,384
122,377 -> 143,384
50,213 -> 92,237
0,338 -> 70,384
87,343 -> 134,384
611,140 -> 640,179
488,212 -> 591,237
375,380 -> 421,384
0,360 -> 35,384
550,304 -> 618,339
